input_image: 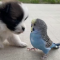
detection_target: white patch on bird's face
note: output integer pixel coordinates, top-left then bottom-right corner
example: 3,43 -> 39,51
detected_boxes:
14,3 -> 29,34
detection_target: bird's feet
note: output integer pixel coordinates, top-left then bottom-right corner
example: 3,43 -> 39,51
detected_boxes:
41,54 -> 47,60
27,48 -> 37,51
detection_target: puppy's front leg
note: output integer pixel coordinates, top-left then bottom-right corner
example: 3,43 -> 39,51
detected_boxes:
0,40 -> 4,48
7,34 -> 27,47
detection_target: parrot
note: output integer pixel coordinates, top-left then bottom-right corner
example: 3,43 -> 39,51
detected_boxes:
28,19 -> 60,59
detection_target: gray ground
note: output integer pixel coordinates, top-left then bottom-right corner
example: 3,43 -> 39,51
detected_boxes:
0,4 -> 60,60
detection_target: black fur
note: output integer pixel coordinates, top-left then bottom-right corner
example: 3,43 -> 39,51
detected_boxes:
0,2 -> 24,31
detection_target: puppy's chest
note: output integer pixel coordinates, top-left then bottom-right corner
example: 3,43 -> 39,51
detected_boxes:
0,21 -> 11,40
0,31 -> 11,40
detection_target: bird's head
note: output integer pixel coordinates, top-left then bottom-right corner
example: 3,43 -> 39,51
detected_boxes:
31,19 -> 47,32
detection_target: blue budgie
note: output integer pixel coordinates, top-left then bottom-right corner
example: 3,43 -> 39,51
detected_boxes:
28,19 -> 60,59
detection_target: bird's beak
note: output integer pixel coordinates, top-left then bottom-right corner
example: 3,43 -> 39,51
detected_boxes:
31,19 -> 36,32
31,27 -> 33,32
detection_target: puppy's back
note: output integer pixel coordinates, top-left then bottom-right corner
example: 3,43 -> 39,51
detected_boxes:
2,0 -> 18,3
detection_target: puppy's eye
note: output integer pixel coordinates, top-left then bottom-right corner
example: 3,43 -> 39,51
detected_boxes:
25,16 -> 28,20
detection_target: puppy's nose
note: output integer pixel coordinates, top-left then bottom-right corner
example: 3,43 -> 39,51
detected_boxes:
22,27 -> 25,31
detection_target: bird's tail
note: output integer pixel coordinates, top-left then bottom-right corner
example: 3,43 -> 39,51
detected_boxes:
50,43 -> 60,49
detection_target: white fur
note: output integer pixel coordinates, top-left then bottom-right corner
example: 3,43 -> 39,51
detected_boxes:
15,3 -> 29,33
0,1 -> 28,48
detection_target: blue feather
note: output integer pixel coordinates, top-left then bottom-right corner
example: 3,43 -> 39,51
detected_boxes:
30,29 -> 60,54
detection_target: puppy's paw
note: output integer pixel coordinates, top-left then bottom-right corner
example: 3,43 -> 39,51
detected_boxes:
19,42 -> 27,47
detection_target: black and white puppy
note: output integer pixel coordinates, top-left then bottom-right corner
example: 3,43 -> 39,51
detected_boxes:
0,1 -> 28,48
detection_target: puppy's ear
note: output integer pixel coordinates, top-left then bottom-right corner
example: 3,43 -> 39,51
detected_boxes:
0,3 -> 11,13
5,3 -> 11,13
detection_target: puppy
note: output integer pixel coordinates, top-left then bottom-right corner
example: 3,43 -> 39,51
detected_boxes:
0,1 -> 28,48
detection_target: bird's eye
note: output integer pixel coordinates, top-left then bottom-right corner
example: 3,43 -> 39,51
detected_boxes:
34,23 -> 36,26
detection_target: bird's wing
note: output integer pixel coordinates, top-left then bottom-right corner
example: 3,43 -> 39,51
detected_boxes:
43,35 -> 53,48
